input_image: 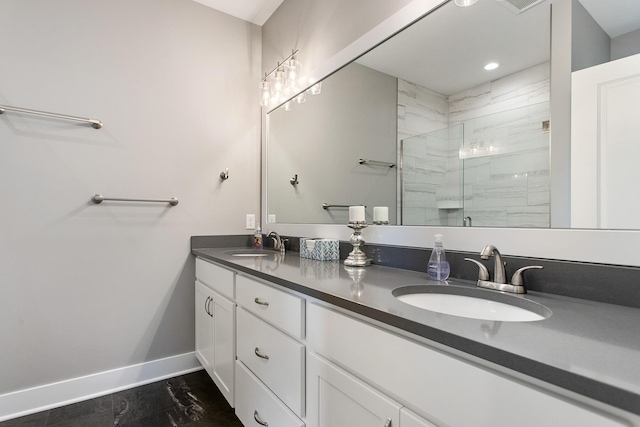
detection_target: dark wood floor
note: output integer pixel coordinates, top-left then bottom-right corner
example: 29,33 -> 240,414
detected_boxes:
1,370 -> 243,426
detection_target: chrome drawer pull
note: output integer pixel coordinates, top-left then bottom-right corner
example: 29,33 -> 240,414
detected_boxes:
254,347 -> 270,360
254,410 -> 269,426
383,417 -> 392,427
254,297 -> 269,307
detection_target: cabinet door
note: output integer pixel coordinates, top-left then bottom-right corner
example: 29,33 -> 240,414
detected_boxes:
195,281 -> 214,371
210,291 -> 236,407
195,281 -> 236,407
306,352 -> 401,427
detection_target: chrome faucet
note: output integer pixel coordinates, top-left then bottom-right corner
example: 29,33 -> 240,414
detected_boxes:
267,231 -> 287,253
465,245 -> 542,294
480,244 -> 506,284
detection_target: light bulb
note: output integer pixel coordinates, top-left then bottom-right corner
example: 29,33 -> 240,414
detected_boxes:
455,0 -> 477,6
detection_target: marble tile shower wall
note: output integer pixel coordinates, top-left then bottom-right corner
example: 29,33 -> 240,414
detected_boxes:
399,62 -> 551,227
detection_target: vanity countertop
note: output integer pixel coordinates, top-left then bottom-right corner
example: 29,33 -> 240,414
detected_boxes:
192,247 -> 640,417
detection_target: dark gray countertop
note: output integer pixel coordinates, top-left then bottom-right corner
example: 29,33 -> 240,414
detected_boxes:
192,247 -> 640,416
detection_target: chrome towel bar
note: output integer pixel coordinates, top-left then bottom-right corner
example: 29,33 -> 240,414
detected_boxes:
358,158 -> 395,168
323,203 -> 366,209
0,105 -> 103,129
91,194 -> 178,206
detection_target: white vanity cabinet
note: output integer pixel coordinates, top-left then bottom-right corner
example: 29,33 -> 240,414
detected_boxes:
195,258 -> 236,407
306,351 -> 402,427
234,274 -> 306,425
192,254 -> 634,427
307,302 -> 627,427
307,350 -> 437,427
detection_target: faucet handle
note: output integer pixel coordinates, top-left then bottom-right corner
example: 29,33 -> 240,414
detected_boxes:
510,266 -> 543,287
464,258 -> 490,281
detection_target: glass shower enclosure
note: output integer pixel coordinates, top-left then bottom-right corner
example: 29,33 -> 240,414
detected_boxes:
400,103 -> 550,228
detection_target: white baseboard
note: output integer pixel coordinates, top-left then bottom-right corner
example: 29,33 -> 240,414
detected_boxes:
0,352 -> 202,422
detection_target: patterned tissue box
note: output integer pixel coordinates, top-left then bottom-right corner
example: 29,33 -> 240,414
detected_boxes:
299,238 -> 340,261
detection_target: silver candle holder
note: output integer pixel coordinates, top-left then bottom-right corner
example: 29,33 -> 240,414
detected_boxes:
344,221 -> 371,267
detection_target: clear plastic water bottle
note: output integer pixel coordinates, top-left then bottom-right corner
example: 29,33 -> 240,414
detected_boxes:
427,234 -> 450,281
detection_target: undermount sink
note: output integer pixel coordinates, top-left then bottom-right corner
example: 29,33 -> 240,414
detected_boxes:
224,249 -> 277,257
393,285 -> 551,322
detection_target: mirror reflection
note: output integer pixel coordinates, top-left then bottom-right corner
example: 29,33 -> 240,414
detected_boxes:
266,0 -> 640,228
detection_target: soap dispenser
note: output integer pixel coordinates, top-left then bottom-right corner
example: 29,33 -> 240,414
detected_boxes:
428,234 -> 450,281
253,226 -> 263,249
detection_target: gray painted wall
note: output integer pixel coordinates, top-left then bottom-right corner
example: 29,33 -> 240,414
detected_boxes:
571,0 -> 610,71
0,0 -> 260,395
262,0 -> 415,81
267,63 -> 397,224
612,28 -> 640,60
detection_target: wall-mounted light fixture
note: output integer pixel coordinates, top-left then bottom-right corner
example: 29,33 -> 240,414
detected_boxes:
260,50 -> 324,109
260,50 -> 301,108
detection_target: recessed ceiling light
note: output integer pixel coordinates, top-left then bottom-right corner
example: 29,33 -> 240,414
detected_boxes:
484,62 -> 500,71
455,0 -> 478,6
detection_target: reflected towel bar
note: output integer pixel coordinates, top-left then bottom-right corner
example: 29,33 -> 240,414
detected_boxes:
0,105 -> 103,129
359,158 -> 396,168
92,194 -> 178,206
323,203 -> 366,209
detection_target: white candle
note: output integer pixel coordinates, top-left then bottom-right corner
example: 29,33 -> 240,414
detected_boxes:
349,205 -> 365,222
373,206 -> 389,223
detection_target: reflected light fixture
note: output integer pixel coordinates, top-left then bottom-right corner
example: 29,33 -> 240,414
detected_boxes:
455,0 -> 478,6
484,62 -> 500,71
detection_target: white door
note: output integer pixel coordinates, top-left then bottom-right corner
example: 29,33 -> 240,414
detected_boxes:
306,351 -> 401,427
571,53 -> 640,228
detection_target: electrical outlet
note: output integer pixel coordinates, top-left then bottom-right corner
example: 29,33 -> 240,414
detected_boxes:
246,214 -> 255,230
268,214 -> 276,223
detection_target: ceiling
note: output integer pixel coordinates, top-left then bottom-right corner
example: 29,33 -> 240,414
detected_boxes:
578,0 -> 640,38
191,0 -> 640,35
357,0 -> 551,96
356,0 -> 640,96
191,0 -> 283,26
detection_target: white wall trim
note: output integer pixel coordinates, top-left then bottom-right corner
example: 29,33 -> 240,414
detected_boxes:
0,352 -> 201,422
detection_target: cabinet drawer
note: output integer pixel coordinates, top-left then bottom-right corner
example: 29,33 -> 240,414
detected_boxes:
308,303 -> 626,427
236,274 -> 304,339
235,361 -> 304,427
196,258 -> 234,299
237,308 -> 305,417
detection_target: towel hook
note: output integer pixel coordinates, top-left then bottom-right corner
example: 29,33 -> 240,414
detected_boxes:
220,168 -> 229,181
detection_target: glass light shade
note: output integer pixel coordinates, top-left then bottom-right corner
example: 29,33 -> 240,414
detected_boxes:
284,101 -> 293,111
307,81 -> 322,95
295,91 -> 307,104
270,68 -> 285,98
260,81 -> 270,107
285,59 -> 301,85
